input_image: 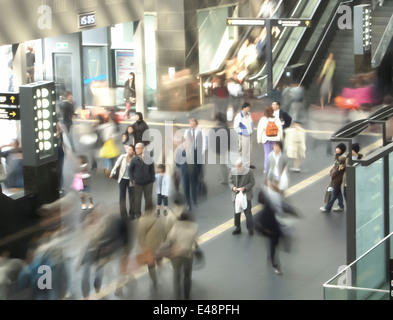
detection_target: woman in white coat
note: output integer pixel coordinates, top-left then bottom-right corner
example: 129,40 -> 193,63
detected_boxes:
257,105 -> 283,172
110,145 -> 136,219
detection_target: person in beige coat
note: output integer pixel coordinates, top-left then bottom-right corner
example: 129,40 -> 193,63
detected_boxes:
166,210 -> 198,300
284,122 -> 306,172
137,207 -> 166,290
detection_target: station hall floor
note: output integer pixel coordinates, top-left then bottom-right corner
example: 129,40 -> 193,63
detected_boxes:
1,102 -> 383,302
56,105 -> 382,301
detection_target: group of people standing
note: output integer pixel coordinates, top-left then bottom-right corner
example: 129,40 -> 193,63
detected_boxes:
228,99 -> 307,275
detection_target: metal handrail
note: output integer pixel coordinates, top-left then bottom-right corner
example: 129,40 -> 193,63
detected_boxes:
372,13 -> 393,67
323,231 -> 393,289
298,0 -> 354,87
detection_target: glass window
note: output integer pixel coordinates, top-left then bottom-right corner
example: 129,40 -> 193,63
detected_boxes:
355,159 -> 384,258
82,47 -> 108,107
198,6 -> 236,74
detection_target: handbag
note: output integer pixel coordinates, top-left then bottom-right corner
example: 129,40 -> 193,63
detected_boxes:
192,243 -> 205,271
111,165 -> 120,180
235,191 -> 247,212
324,186 -> 333,203
279,171 -> 289,191
99,138 -> 121,159
136,248 -> 155,265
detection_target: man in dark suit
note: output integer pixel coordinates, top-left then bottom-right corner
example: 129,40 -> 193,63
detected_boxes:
129,143 -> 155,218
272,101 -> 292,130
181,118 -> 206,209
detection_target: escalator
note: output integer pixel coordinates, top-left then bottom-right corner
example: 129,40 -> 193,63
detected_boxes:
200,0 -> 328,99
245,0 -> 323,97
199,0 -> 297,93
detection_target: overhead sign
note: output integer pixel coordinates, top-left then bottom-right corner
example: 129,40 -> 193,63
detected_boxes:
0,107 -> 20,120
227,18 -> 266,26
0,93 -> 19,106
227,18 -> 311,28
271,19 -> 311,28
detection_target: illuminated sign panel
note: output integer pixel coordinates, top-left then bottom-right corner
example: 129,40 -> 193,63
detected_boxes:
20,81 -> 58,166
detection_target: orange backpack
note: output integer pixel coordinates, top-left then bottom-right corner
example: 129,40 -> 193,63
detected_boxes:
265,121 -> 278,137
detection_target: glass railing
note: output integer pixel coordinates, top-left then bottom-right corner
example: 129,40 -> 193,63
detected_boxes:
323,232 -> 393,300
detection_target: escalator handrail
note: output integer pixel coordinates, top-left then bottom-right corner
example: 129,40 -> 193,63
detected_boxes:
298,0 -> 354,87
372,12 -> 393,68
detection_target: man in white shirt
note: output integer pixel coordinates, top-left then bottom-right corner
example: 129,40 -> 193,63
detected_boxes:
233,102 -> 254,168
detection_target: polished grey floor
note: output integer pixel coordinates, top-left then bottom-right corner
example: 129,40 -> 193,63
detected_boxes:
54,102 -> 381,301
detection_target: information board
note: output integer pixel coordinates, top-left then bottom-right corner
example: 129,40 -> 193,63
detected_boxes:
115,50 -> 134,87
0,107 -> 20,120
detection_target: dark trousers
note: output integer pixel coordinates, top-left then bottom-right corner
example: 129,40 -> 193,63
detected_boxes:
134,182 -> 153,216
81,250 -> 104,298
325,187 -> 344,211
119,179 -> 134,219
171,256 -> 193,300
234,200 -> 254,231
181,164 -> 201,208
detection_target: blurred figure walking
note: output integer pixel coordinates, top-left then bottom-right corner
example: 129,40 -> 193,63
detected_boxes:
284,122 -> 306,173
255,187 -> 300,275
166,210 -> 198,300
137,207 -> 166,291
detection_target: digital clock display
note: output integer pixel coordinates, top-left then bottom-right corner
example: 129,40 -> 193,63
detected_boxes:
78,12 -> 96,29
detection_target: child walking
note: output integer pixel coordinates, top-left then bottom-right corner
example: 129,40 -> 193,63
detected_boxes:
155,164 -> 171,216
78,155 -> 94,210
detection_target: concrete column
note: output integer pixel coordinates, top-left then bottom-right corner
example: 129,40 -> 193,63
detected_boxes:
12,43 -> 27,88
133,20 -> 148,118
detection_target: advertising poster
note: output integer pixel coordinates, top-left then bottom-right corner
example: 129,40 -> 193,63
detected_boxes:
115,50 -> 134,86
